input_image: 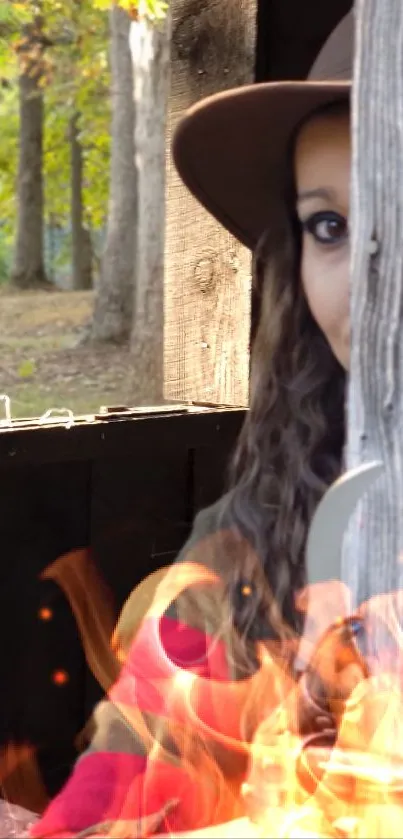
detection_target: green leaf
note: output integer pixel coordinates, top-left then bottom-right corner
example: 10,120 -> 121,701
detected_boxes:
18,360 -> 36,378
91,0 -> 111,9
143,0 -> 168,20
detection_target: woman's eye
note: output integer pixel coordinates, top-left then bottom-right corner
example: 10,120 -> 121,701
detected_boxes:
302,211 -> 348,246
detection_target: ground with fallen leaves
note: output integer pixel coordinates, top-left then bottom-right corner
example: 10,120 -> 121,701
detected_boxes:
0,289 -> 139,419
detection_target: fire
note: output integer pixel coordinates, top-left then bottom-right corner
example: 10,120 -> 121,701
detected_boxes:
239,589 -> 403,839
3,533 -> 403,838
143,575 -> 403,838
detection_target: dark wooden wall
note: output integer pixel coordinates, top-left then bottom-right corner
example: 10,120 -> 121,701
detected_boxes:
0,409 -> 243,802
256,0 -> 353,82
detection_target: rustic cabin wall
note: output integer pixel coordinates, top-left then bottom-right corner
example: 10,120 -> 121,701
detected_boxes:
0,462 -> 89,804
0,409 -> 244,803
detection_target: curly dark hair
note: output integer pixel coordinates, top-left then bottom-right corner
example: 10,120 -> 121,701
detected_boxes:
223,101 -> 348,637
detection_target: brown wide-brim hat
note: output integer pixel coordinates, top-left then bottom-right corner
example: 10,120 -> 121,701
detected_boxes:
173,11 -> 353,251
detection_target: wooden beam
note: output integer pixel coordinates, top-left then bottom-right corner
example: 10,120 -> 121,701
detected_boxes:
343,0 -> 403,618
164,0 -> 256,407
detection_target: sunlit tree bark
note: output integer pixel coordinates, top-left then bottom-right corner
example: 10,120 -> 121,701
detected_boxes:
70,113 -> 93,291
91,4 -> 137,342
129,3 -> 171,403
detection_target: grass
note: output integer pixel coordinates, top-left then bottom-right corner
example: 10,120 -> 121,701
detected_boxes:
0,289 -> 140,419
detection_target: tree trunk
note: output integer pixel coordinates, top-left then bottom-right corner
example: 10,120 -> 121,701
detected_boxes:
90,5 -> 137,343
163,0 -> 256,406
10,20 -> 49,290
343,1 -> 403,618
70,113 -> 92,291
128,6 -> 171,404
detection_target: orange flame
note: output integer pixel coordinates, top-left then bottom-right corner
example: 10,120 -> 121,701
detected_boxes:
8,533 -> 403,838
0,743 -> 48,815
41,549 -> 120,694
239,585 -> 403,839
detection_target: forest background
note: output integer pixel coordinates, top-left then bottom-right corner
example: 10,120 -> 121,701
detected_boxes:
0,0 -> 168,417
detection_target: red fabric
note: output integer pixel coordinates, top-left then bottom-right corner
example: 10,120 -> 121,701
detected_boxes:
30,752 -> 146,837
111,615 -> 248,744
30,751 -> 214,837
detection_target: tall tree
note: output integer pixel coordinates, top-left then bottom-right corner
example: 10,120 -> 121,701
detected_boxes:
129,3 -> 171,402
70,112 -> 93,290
10,15 -> 50,289
0,0 -> 111,280
90,4 -> 137,342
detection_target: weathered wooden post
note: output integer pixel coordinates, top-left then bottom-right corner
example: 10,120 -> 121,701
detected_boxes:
343,1 -> 403,614
163,0 -> 255,406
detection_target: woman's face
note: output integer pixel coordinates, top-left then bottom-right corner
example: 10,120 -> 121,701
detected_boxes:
295,109 -> 351,369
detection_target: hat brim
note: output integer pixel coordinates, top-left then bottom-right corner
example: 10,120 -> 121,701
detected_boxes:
173,81 -> 350,251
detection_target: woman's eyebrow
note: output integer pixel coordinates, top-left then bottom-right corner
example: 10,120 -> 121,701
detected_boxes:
297,187 -> 335,203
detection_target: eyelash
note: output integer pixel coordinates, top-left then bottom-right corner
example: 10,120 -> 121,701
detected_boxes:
301,211 -> 348,248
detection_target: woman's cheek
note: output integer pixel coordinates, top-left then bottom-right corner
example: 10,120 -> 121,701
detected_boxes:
302,246 -> 350,342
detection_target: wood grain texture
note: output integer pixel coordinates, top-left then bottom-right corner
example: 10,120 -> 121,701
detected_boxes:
343,1 -> 403,618
164,0 -> 256,406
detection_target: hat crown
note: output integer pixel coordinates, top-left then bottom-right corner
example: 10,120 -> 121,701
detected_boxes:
309,10 -> 354,82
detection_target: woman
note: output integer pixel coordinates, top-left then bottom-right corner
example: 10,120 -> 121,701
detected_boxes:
31,10 -> 355,838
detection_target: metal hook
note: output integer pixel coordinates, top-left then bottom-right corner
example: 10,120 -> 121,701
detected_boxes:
305,461 -> 384,587
296,462 -> 384,670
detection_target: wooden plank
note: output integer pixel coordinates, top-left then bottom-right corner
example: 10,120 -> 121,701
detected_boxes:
0,408 -> 246,465
343,0 -> 403,613
85,417 -> 241,715
164,0 -> 256,406
0,461 -> 89,802
0,410 -> 244,800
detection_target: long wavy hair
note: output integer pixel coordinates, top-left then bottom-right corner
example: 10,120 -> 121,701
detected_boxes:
223,101 -> 348,636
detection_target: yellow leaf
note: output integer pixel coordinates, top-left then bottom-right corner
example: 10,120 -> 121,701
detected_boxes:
18,360 -> 36,378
